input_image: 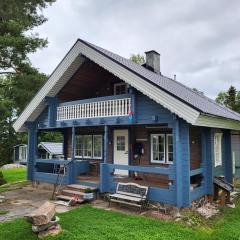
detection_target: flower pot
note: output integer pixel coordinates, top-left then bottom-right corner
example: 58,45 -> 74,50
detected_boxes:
83,192 -> 94,200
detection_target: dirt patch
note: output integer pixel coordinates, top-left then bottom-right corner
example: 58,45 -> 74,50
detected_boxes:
0,183 -> 73,222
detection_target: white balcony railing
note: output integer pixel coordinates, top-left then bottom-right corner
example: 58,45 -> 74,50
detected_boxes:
56,98 -> 131,121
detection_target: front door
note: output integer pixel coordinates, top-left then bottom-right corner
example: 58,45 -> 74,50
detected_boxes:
113,129 -> 129,176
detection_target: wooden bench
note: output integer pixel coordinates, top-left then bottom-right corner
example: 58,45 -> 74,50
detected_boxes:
109,182 -> 148,210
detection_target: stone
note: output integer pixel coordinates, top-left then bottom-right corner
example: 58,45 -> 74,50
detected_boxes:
226,202 -> 236,209
32,216 -> 59,233
27,201 -> 56,226
38,224 -> 62,239
0,196 -> 6,203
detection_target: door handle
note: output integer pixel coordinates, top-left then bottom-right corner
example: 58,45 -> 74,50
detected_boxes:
124,151 -> 128,154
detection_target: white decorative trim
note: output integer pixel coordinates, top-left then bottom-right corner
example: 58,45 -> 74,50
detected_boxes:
194,114 -> 240,130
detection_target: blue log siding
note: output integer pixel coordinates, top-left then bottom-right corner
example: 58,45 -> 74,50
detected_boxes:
26,122 -> 37,181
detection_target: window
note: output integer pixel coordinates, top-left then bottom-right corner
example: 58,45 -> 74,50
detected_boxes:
214,133 -> 222,167
75,134 -> 102,159
151,134 -> 173,164
93,135 -> 102,159
114,83 -> 128,95
117,136 -> 126,151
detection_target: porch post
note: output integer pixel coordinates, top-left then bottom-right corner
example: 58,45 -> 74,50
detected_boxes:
26,122 -> 38,181
203,128 -> 214,195
69,126 -> 75,183
63,129 -> 68,160
174,118 -> 190,208
223,129 -> 233,183
104,125 -> 109,163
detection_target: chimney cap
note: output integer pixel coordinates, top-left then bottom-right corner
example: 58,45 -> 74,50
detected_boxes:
144,50 -> 160,56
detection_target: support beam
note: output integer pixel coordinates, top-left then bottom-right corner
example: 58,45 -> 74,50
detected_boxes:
202,128 -> 214,195
69,126 -> 75,183
174,119 -> 190,207
223,129 -> 233,183
63,129 -> 68,160
26,122 -> 38,181
104,125 -> 109,163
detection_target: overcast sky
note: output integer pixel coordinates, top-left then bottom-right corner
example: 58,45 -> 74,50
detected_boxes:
29,0 -> 240,99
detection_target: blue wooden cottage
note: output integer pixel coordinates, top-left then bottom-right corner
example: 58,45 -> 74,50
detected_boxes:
13,39 -> 240,208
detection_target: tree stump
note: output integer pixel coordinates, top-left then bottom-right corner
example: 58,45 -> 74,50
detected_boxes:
27,201 -> 56,226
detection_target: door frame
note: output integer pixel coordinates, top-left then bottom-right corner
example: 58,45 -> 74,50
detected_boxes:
112,128 -> 131,167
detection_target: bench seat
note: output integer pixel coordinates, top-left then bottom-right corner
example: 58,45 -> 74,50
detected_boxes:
109,182 -> 148,210
109,193 -> 146,202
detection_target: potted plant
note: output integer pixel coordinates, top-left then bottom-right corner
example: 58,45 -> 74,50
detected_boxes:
83,188 -> 94,200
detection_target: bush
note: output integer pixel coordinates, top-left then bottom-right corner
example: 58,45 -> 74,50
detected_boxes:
0,171 -> 6,185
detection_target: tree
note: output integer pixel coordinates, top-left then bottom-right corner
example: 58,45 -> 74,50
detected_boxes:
130,54 -> 145,65
0,0 -> 55,166
216,85 -> 240,113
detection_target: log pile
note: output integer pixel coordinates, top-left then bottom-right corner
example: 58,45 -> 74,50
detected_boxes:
26,201 -> 62,238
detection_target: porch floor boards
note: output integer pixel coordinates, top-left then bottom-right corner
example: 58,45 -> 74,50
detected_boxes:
78,175 -> 168,189
77,175 -> 100,184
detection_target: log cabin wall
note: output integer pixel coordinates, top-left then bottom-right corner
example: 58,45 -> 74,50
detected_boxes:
57,60 -> 124,102
189,127 -> 202,170
130,125 -> 172,188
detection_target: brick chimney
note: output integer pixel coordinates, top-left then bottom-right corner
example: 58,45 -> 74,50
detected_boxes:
144,50 -> 160,74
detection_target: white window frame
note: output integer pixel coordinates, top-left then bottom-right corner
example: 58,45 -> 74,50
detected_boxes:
75,134 -> 103,159
83,135 -> 93,159
75,135 -> 83,158
93,135 -> 103,159
214,132 -> 223,167
151,134 -> 166,163
114,82 -> 128,95
166,134 -> 173,164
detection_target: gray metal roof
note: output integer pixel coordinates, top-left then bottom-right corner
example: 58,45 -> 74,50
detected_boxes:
79,39 -> 240,122
39,142 -> 63,155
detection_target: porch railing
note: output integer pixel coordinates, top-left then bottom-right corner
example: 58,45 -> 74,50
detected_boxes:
34,159 -> 89,184
100,163 -> 176,205
56,97 -> 131,121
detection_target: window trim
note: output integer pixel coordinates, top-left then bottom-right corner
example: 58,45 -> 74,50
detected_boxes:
151,134 -> 166,163
166,134 -> 173,164
214,132 -> 223,167
114,82 -> 128,95
93,134 -> 103,159
75,134 -> 103,160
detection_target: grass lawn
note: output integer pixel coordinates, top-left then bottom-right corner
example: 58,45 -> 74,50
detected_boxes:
0,168 -> 27,192
0,202 -> 240,240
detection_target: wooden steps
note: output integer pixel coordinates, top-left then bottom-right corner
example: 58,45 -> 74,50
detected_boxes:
56,184 -> 98,203
56,195 -> 84,203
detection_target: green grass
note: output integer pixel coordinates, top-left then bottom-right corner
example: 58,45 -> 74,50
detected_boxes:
0,168 -> 27,192
1,168 -> 26,184
0,202 -> 240,240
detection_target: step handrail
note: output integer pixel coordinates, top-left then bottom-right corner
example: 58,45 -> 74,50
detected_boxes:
51,159 -> 74,199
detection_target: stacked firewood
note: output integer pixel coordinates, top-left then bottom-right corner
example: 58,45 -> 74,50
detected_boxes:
26,201 -> 62,238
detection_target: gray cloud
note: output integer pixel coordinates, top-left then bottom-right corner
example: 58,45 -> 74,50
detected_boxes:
29,0 -> 240,99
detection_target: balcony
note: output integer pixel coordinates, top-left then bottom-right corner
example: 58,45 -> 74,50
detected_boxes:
57,95 -> 132,121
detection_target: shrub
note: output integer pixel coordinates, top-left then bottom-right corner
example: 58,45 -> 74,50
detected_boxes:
0,171 -> 6,185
